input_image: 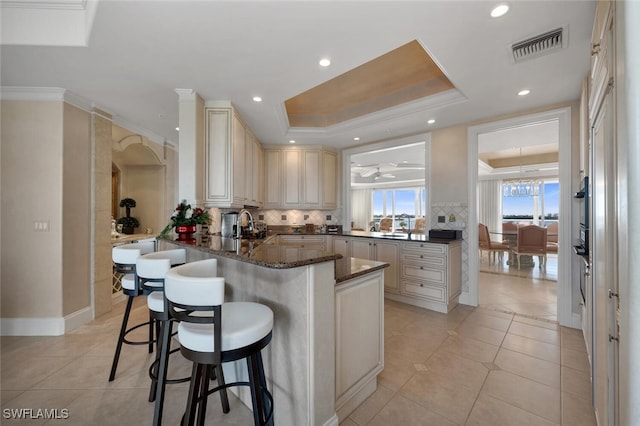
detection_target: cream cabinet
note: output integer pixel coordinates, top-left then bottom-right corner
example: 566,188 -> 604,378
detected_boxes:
384,240 -> 461,313
204,103 -> 262,208
263,145 -> 338,209
331,236 -> 400,294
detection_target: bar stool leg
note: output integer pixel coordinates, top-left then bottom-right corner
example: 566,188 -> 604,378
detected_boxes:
215,364 -> 230,413
247,354 -> 266,426
183,363 -> 202,426
196,365 -> 211,426
109,296 -> 134,381
152,319 -> 173,426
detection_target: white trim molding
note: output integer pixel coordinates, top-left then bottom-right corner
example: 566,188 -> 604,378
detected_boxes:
0,307 -> 92,336
466,106 -> 574,327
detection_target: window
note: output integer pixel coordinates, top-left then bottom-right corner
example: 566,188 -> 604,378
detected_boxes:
502,180 -> 559,226
372,187 -> 426,231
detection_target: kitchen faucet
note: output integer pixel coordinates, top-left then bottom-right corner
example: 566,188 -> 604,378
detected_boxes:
236,209 -> 254,239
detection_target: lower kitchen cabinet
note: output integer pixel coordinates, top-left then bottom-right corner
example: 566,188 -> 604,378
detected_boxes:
387,240 -> 462,313
330,236 -> 400,294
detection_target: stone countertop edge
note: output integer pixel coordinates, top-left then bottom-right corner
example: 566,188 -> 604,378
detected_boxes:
159,235 -> 342,270
335,257 -> 389,284
269,229 -> 462,243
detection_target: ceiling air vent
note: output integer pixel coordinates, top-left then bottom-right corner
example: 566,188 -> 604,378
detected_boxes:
511,27 -> 566,63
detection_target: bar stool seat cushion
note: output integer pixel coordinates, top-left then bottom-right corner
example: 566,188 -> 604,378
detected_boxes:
147,292 -> 165,313
121,274 -> 136,291
177,302 -> 273,353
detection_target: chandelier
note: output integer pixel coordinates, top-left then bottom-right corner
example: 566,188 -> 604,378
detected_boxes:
502,147 -> 541,197
502,179 -> 540,197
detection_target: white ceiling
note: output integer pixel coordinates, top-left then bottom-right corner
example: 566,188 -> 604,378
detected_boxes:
1,1 -> 596,150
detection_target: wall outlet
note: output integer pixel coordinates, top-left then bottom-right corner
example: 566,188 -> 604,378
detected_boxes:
281,215 -> 287,221
33,221 -> 50,232
438,216 -> 446,223
258,214 -> 264,221
304,214 -> 309,220
326,215 -> 332,221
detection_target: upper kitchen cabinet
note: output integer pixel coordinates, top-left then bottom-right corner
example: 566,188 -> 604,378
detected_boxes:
204,102 -> 262,208
263,145 -> 338,210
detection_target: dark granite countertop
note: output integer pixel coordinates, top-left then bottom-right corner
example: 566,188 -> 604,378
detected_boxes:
267,228 -> 462,244
160,234 -> 341,270
334,257 -> 389,284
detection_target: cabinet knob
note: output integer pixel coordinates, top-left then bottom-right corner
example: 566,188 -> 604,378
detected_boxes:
420,266 -> 424,270
420,283 -> 424,287
609,334 -> 619,343
608,289 -> 619,299
420,255 -> 424,259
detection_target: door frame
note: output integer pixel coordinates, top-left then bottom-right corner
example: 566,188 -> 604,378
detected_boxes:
465,106 -> 576,327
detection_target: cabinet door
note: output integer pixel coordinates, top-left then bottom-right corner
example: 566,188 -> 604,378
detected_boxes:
351,239 -> 373,260
244,131 -> 255,205
303,150 -> 321,206
205,108 -> 232,204
322,150 -> 337,209
373,240 -> 400,293
283,150 -> 301,207
332,236 -> 351,259
232,114 -> 246,205
263,150 -> 282,208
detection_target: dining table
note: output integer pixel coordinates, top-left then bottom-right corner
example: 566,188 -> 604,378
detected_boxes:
489,230 -> 557,268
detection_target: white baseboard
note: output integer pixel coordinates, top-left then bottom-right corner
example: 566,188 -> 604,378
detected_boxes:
65,306 -> 92,333
322,414 -> 339,426
568,312 -> 582,330
1,306 -> 92,336
1,317 -> 65,336
458,291 -> 477,307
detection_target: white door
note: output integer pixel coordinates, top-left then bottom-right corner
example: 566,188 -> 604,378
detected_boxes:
591,77 -> 618,426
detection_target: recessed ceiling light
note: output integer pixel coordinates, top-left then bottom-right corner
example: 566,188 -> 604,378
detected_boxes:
518,89 -> 531,96
252,96 -> 262,102
353,137 -> 360,141
490,4 -> 509,18
427,119 -> 436,124
289,140 -> 296,144
319,58 -> 331,67
175,127 -> 179,131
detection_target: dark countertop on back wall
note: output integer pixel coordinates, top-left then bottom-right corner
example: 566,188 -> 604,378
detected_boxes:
160,234 -> 389,283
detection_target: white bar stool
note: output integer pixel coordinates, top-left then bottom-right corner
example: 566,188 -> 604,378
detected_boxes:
109,241 -> 156,381
165,259 -> 274,426
136,248 -> 189,426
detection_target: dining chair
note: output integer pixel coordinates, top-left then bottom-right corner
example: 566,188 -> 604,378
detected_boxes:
379,217 -> 393,232
546,222 -> 559,253
513,225 -> 548,269
478,223 -> 510,263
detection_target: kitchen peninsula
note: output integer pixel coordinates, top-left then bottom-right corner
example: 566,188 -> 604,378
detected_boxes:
159,233 -> 388,425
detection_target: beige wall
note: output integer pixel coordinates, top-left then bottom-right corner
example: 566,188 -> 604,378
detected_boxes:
62,103 -> 92,316
431,126 -> 469,203
1,100 -> 65,318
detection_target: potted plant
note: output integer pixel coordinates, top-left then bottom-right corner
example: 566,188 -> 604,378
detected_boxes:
117,198 -> 139,234
160,200 -> 211,240
117,216 -> 140,234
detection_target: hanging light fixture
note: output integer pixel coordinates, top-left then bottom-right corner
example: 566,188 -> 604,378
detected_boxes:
502,148 -> 541,197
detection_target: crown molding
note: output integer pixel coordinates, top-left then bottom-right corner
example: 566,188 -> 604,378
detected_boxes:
0,0 -> 88,10
112,116 -> 168,147
0,86 -> 94,111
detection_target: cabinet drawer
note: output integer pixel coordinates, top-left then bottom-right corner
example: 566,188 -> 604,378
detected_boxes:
402,281 -> 446,302
401,253 -> 446,267
402,242 -> 446,255
400,264 -> 446,284
279,235 -> 325,245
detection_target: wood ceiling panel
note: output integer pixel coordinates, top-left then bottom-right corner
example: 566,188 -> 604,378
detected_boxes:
285,40 -> 454,127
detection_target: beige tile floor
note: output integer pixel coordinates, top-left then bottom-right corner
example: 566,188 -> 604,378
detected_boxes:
2,287 -> 595,425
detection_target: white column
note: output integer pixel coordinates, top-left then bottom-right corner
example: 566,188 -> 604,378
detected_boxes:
175,89 -> 204,206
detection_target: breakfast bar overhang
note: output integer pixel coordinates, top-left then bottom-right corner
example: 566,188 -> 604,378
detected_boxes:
159,235 -> 388,425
